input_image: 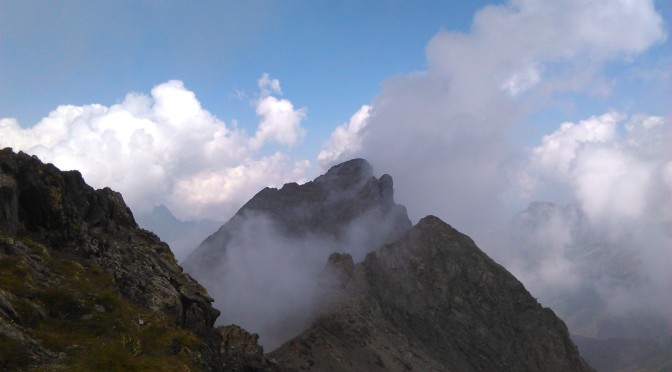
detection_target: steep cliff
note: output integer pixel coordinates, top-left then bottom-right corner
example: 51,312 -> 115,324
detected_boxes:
271,216 -> 594,371
0,148 -> 231,370
183,158 -> 412,349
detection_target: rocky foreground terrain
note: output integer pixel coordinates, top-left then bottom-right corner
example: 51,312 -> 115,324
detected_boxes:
0,148 -> 277,370
1,148 -> 592,370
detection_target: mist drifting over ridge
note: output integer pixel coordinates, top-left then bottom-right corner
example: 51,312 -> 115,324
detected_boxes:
316,0 -> 672,344
0,0 -> 670,361
183,159 -> 412,349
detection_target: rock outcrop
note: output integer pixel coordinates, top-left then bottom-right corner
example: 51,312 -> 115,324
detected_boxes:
184,158 -> 411,272
271,216 -> 594,371
183,158 -> 412,349
0,148 -> 228,370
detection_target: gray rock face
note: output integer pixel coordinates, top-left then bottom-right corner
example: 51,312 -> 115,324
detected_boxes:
0,148 -> 225,370
271,216 -> 594,371
185,158 -> 411,273
183,158 -> 412,350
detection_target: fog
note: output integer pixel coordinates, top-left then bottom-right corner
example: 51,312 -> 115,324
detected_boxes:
317,0 -> 671,341
184,163 -> 410,350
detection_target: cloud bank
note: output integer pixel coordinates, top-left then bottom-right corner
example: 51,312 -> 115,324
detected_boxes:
0,76 -> 310,221
319,0 -> 670,338
322,0 -> 667,230
507,112 -> 672,337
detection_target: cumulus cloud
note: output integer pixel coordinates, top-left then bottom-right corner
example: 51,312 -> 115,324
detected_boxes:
250,73 -> 306,149
317,105 -> 370,170
321,0 -> 666,233
528,113 -> 670,224
0,75 -> 310,221
500,112 -> 672,338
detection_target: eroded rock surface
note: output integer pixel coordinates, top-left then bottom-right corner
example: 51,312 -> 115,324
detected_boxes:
271,216 -> 594,372
0,148 -> 227,370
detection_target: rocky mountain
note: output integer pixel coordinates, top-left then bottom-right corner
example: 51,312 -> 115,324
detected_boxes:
270,215 -> 593,371
185,158 -> 411,271
184,158 -> 592,371
136,204 -> 221,261
0,148 -> 277,371
183,159 -> 412,349
1,149 -> 594,371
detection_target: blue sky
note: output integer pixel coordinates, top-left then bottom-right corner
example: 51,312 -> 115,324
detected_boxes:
1,0 -> 670,231
2,0 -> 498,156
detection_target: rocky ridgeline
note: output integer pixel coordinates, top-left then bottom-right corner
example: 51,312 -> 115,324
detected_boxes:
1,149 -> 594,371
270,216 -> 594,371
0,148 -> 277,370
184,158 -> 411,273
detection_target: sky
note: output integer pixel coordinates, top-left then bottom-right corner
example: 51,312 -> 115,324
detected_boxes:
1,0 -> 670,233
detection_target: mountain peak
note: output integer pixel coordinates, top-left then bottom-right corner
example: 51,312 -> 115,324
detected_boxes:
315,158 -> 373,188
184,158 -> 412,349
271,214 -> 594,371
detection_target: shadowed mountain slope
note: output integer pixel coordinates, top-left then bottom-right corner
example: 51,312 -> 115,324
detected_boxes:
183,159 -> 412,349
271,215 -> 594,372
0,148 -> 280,371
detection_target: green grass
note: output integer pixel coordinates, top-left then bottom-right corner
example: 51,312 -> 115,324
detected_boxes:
1,237 -> 205,370
0,333 -> 32,370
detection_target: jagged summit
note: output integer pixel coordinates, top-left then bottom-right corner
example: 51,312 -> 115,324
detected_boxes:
183,158 -> 412,350
271,214 -> 594,371
185,158 -> 410,271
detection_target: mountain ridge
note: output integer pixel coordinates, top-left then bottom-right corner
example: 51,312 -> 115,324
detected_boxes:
270,215 -> 593,371
1,149 -> 594,370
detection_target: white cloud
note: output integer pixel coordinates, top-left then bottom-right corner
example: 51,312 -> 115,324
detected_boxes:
529,113 -> 670,223
251,95 -> 306,149
507,112 -> 672,334
500,63 -> 541,96
317,105 -> 370,170
571,145 -> 653,220
427,0 -> 666,96
0,75 -> 310,221
532,112 -> 622,176
258,72 -> 283,96
317,0 -> 666,233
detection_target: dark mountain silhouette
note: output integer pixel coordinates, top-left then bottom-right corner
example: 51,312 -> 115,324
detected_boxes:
183,159 -> 413,349
270,216 -> 593,371
184,158 -> 593,371
1,149 -> 593,371
0,148 -> 279,371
